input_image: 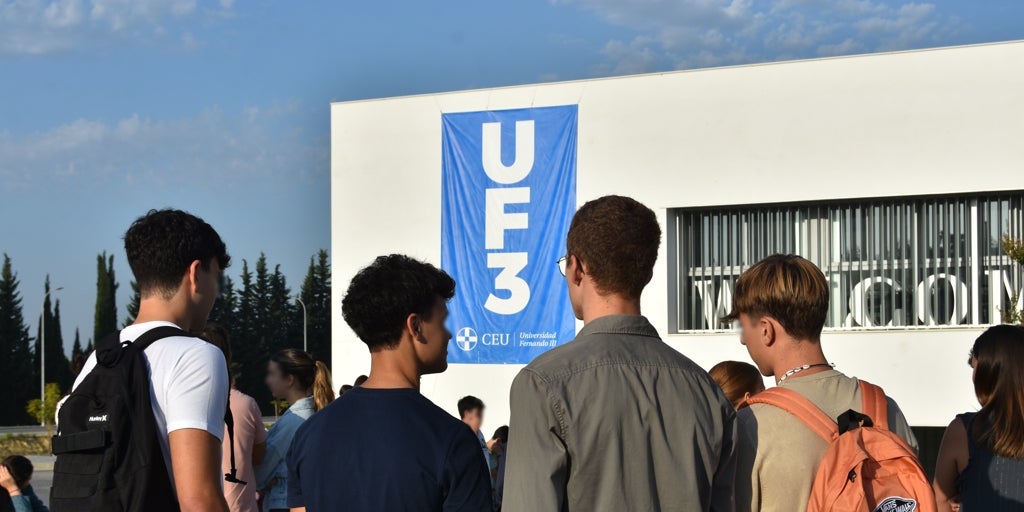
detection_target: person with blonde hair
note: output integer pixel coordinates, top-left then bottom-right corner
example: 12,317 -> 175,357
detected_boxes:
728,254 -> 918,512
255,349 -> 334,512
933,324 -> 1024,511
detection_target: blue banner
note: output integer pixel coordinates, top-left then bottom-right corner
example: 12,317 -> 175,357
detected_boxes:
441,105 -> 578,364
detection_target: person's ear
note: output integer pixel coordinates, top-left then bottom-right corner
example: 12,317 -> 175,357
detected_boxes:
742,391 -> 752,402
406,314 -> 425,343
187,259 -> 202,293
758,316 -> 777,347
570,255 -> 586,285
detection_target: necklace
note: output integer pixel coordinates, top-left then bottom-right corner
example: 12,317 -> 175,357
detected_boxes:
779,362 -> 835,382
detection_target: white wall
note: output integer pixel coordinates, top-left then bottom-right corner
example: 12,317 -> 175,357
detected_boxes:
332,41 -> 1024,429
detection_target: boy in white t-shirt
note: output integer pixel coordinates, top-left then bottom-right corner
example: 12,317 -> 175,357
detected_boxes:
67,209 -> 232,512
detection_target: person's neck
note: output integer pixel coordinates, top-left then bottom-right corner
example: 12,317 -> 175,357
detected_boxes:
362,350 -> 421,390
772,338 -> 829,384
285,388 -> 310,406
134,298 -> 194,332
581,292 -> 641,324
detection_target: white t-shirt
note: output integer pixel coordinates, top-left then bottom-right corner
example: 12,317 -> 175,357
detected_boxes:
71,321 -> 229,491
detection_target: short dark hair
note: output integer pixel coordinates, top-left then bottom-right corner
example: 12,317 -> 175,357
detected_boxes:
458,395 -> 484,418
492,425 -> 509,443
722,254 -> 829,340
124,209 -> 230,299
353,375 -> 368,387
566,196 -> 661,299
341,254 -> 455,351
1,455 -> 33,489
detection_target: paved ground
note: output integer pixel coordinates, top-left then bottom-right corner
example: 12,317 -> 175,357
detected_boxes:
26,455 -> 54,507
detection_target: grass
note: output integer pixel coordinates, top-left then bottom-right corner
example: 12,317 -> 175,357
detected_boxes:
0,434 -> 52,459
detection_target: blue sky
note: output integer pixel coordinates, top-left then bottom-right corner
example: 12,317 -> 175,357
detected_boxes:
1,0 -> 1022,353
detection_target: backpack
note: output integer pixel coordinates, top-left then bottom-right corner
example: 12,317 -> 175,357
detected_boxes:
51,326 -> 242,512
743,381 -> 936,512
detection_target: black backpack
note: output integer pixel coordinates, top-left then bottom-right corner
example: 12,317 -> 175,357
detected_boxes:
50,326 -> 245,512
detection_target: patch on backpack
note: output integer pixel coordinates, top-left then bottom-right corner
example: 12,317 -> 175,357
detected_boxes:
873,497 -> 917,512
87,414 -> 109,427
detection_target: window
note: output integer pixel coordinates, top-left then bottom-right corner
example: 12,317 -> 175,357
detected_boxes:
670,193 -> 1024,332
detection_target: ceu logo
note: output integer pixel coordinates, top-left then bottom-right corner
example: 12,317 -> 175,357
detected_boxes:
455,327 -> 478,351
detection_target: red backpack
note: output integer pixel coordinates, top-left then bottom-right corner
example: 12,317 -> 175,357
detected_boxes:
744,381 -> 936,512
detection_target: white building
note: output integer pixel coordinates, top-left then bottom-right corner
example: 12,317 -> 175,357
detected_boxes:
330,40 -> 1024,434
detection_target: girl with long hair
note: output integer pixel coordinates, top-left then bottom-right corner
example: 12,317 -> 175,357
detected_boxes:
254,349 -> 334,512
934,324 -> 1024,511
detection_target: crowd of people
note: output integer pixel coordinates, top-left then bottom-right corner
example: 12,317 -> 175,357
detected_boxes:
15,201 -> 1020,512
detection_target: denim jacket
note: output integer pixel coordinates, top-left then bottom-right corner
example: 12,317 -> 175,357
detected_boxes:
8,485 -> 48,512
255,397 -> 315,511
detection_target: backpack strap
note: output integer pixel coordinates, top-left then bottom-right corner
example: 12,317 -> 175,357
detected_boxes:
858,380 -> 889,430
743,387 -> 839,443
131,326 -> 191,350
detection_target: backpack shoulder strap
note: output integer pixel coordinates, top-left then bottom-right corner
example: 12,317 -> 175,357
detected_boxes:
744,387 -> 839,442
858,380 -> 889,430
130,326 -> 192,351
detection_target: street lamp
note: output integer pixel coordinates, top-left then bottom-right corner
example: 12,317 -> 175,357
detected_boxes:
294,296 -> 307,353
40,286 -> 63,426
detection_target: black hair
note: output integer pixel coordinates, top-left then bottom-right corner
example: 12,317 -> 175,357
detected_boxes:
353,375 -> 368,387
1,456 -> 32,489
341,254 -> 455,351
124,209 -> 230,298
492,425 -> 509,444
458,395 -> 484,418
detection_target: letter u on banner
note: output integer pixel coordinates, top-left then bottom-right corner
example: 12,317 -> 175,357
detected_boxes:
441,105 -> 578,364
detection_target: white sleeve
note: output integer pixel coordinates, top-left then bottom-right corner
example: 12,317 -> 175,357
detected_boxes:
163,343 -> 229,439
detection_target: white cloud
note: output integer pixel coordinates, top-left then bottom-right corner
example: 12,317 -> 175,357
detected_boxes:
561,0 -> 960,73
0,102 -> 328,192
0,0 -> 229,55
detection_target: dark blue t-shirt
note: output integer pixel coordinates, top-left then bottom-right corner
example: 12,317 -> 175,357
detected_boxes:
287,386 -> 493,512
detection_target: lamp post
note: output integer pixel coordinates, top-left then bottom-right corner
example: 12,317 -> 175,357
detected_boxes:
40,286 -> 63,426
295,296 -> 307,353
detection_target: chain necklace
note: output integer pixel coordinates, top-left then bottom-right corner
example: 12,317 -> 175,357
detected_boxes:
779,362 -> 835,382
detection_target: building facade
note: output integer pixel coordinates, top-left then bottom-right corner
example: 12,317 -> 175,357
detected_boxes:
331,40 -> 1024,429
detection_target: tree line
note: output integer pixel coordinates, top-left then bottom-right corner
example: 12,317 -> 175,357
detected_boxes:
0,250 -> 331,425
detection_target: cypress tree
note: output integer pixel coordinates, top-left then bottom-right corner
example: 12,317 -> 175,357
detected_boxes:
50,299 -> 72,390
35,278 -> 72,392
93,252 -> 118,341
71,328 -> 83,359
0,254 -> 34,425
124,280 -> 141,326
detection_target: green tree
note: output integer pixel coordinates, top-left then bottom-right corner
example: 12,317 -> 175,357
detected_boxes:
233,260 -> 268,412
0,254 -> 34,425
124,280 -> 141,326
297,250 -> 331,366
34,277 -> 72,394
26,382 -> 62,428
1001,236 -> 1024,323
208,274 -> 238,333
93,252 -> 118,342
268,263 -> 296,355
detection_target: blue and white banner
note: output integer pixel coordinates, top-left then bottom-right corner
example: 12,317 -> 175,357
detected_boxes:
441,105 -> 578,364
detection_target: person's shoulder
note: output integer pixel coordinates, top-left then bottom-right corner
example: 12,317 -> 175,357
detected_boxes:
522,340 -> 579,374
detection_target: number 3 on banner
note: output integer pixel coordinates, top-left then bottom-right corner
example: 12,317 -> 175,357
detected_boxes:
485,252 -> 530,315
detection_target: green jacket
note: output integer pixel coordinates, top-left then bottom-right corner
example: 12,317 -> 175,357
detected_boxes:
504,315 -> 737,512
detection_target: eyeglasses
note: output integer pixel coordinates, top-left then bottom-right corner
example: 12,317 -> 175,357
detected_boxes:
557,255 -> 568,276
